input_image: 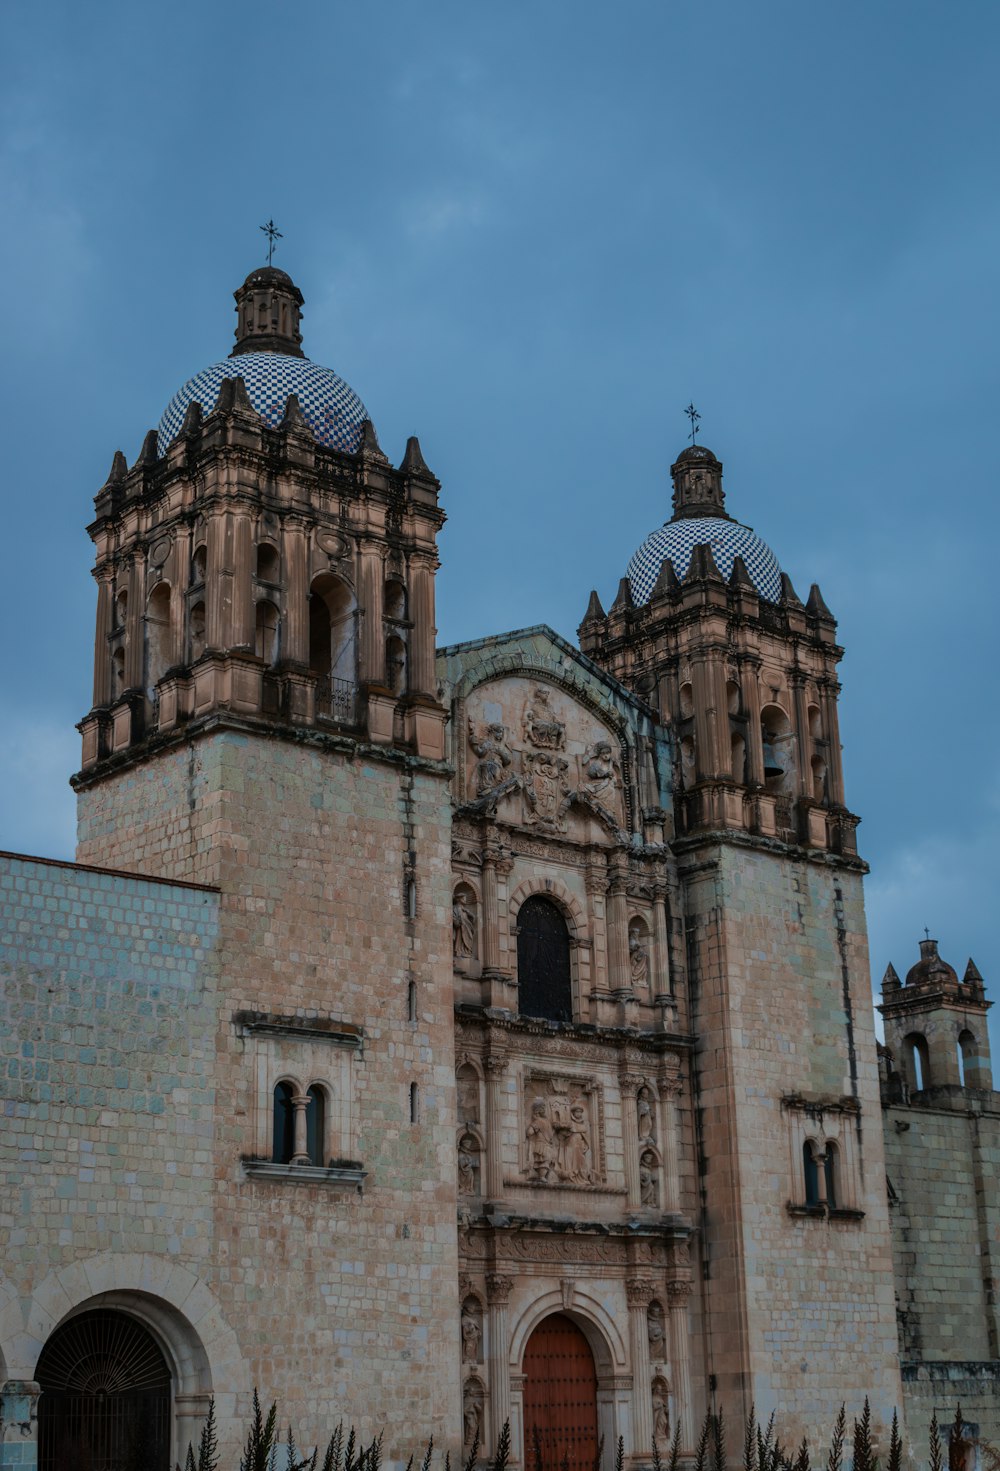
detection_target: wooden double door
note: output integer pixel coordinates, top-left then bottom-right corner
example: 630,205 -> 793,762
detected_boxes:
522,1313 -> 600,1471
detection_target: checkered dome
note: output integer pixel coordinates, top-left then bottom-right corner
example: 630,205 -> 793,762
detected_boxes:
627,516 -> 783,605
157,352 -> 370,456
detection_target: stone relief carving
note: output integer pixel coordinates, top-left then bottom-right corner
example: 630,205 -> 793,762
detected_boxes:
637,1084 -> 657,1146
463,1376 -> 485,1446
458,1132 -> 481,1195
524,686 -> 566,750
453,886 -> 478,960
652,1376 -> 671,1445
461,1296 -> 483,1363
640,1148 -> 660,1207
522,1075 -> 602,1185
458,1230 -> 667,1267
629,923 -> 650,990
522,750 -> 570,833
468,720 -> 518,805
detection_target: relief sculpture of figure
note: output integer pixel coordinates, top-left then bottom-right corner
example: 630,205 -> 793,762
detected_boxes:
525,1097 -> 559,1182
524,686 -> 566,750
629,928 -> 649,989
453,892 -> 477,959
469,721 -> 513,797
581,740 -> 620,810
458,1134 -> 480,1195
652,1380 -> 671,1445
461,1307 -> 482,1363
463,1382 -> 484,1447
640,1148 -> 660,1207
561,1102 -> 593,1184
647,1302 -> 665,1359
637,1085 -> 656,1146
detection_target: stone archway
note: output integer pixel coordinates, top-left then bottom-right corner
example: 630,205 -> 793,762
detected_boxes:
522,1313 -> 599,1471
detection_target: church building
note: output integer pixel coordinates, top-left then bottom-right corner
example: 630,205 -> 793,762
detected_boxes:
0,264 -> 997,1470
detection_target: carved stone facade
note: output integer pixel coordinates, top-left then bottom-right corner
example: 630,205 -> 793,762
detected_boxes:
0,264 -> 993,1471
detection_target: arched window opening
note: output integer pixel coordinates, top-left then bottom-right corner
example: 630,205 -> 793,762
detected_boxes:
272,1081 -> 295,1164
191,545 -> 206,585
517,895 -> 572,1024
189,601 -> 206,663
255,600 -> 279,665
309,574 -> 356,721
726,680 -> 741,716
256,543 -> 280,583
386,634 -> 407,697
680,735 -> 696,791
678,682 -> 694,719
803,1140 -> 820,1207
112,646 -> 126,699
384,578 -> 407,621
37,1308 -> 172,1471
808,704 -> 823,742
824,1141 -> 839,1209
761,704 -> 795,795
904,1032 -> 930,1093
958,1029 -> 978,1088
145,584 -> 172,698
305,1084 -> 326,1167
115,589 -> 128,628
730,731 -> 747,784
811,754 -> 827,803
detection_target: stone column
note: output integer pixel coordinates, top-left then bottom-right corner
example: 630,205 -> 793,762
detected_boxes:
651,887 -> 672,999
658,1075 -> 682,1213
92,570 -> 114,706
667,1281 -> 694,1451
791,673 -> 813,799
606,857 -> 631,994
290,1092 -> 311,1165
626,1280 -> 655,1459
283,522 -> 310,666
619,1072 -> 642,1209
410,558 -> 437,696
232,511 -> 255,650
175,1392 -> 213,1467
819,679 -> 845,806
359,543 -> 385,686
739,658 -> 764,787
205,511 -> 231,650
0,1380 -> 39,1471
124,551 -> 145,689
486,1273 -> 514,1448
482,852 -> 501,973
484,1050 -> 508,1200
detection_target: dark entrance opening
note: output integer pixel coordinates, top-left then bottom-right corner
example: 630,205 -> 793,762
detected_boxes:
517,895 -> 572,1023
522,1312 -> 600,1471
37,1308 -> 171,1471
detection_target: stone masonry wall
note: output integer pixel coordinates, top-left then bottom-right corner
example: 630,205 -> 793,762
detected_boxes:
38,728 -> 460,1464
684,843 -> 902,1447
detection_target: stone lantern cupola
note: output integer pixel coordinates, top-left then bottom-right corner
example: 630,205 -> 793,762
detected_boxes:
232,265 -> 305,357
670,444 -> 728,520
879,937 -> 993,1098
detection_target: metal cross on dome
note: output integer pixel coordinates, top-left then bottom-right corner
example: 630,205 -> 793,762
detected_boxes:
260,219 -> 283,266
684,403 -> 701,446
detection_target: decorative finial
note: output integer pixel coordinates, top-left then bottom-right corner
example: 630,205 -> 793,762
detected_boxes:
684,403 -> 701,446
924,927 -> 930,942
260,219 -> 283,266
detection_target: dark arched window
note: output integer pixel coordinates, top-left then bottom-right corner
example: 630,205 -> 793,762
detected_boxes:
824,1141 -> 839,1209
37,1308 -> 171,1471
803,1140 -> 819,1207
272,1081 -> 295,1164
306,1084 -> 326,1166
517,896 -> 572,1023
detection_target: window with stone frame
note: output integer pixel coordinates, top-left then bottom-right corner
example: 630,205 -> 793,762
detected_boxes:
783,1096 -> 864,1218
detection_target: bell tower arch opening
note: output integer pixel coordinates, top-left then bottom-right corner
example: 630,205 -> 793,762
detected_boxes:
522,1312 -> 600,1471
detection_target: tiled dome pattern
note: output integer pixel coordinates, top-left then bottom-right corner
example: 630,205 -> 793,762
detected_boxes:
628,516 -> 782,605
157,352 -> 369,456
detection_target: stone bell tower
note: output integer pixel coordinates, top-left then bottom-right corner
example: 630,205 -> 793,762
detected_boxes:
70,265 -> 462,1452
578,440 -> 902,1443
880,937 -> 993,1096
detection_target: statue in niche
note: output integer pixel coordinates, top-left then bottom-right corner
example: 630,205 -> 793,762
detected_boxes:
525,1097 -> 559,1182
652,1378 -> 671,1445
463,1379 -> 484,1447
461,1299 -> 483,1363
453,890 -> 477,959
637,1086 -> 657,1146
457,1065 -> 480,1125
469,720 -> 515,799
458,1134 -> 481,1195
640,1149 -> 659,1207
647,1301 -> 665,1360
562,1103 -> 593,1184
523,750 -> 570,832
629,927 -> 650,989
524,686 -> 566,750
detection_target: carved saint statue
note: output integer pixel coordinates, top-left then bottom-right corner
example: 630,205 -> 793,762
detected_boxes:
463,1381 -> 484,1446
461,1304 -> 482,1363
561,1103 -> 593,1184
524,686 -> 566,750
637,1085 -> 656,1146
581,740 -> 620,809
647,1301 -> 665,1359
458,1134 -> 480,1195
629,928 -> 649,989
640,1149 -> 660,1207
453,891 -> 477,959
469,721 -> 513,797
525,1097 -> 558,1182
652,1380 -> 671,1445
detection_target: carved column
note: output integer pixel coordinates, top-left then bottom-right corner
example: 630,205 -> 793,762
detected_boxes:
410,557 -> 437,696
484,1050 -> 508,1199
283,522 -> 309,666
626,1280 -> 655,1458
790,672 -> 813,799
93,570 -> 114,706
205,511 -> 231,650
667,1281 -> 694,1451
124,552 -> 145,689
740,658 -> 764,787
658,1075 -> 682,1213
619,1072 -> 642,1209
232,510 -> 255,650
651,886 -> 672,999
486,1273 -> 514,1447
359,543 -> 385,686
290,1093 -> 311,1165
482,853 -> 501,973
819,679 -> 845,806
606,857 -> 631,993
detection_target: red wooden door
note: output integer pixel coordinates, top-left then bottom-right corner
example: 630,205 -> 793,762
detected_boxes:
522,1313 -> 599,1471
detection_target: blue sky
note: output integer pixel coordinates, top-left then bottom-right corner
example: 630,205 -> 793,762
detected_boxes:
2,0 -> 997,1030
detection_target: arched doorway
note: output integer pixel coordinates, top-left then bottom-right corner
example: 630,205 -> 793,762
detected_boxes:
37,1308 -> 171,1471
517,896 -> 572,1023
522,1313 -> 599,1471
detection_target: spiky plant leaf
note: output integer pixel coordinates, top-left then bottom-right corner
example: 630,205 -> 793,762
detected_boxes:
199,1398 -> 220,1471
930,1414 -> 944,1471
494,1420 -> 512,1471
667,1419 -> 682,1471
887,1410 -> 901,1471
694,1412 -> 713,1471
826,1407 -> 846,1471
462,1430 -> 480,1471
714,1411 -> 727,1471
743,1406 -> 758,1471
793,1438 -> 810,1471
616,1436 -> 625,1471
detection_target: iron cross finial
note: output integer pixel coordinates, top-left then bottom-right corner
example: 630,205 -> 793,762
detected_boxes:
924,927 -> 931,941
260,219 -> 283,266
684,403 -> 701,446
